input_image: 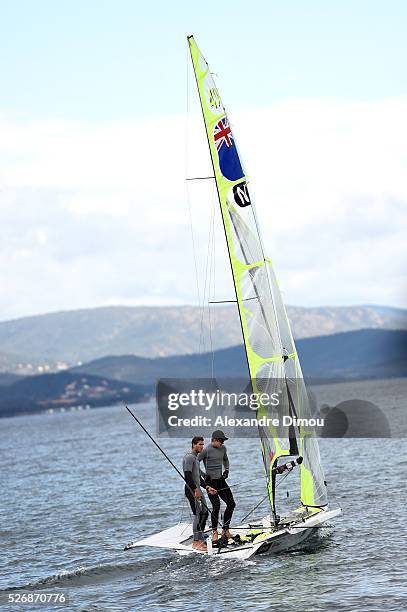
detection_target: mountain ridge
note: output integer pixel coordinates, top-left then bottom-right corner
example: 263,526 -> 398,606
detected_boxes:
0,304 -> 405,371
71,328 -> 406,384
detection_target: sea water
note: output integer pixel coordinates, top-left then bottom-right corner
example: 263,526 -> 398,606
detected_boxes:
1,378 -> 406,611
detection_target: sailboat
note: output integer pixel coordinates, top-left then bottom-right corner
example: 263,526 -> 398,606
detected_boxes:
126,36 -> 341,559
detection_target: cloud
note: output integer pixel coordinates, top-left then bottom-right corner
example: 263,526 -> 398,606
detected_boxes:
0,96 -> 406,320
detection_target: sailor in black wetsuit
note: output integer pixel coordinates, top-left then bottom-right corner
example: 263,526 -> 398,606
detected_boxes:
198,430 -> 236,543
182,436 -> 217,551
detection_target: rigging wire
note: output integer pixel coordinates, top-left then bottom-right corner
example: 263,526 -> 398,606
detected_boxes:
179,495 -> 188,524
215,477 -> 265,492
209,181 -> 217,379
238,493 -> 269,524
198,191 -> 216,354
224,469 -> 296,523
186,44 -> 218,363
185,44 -> 202,323
212,462 -> 332,529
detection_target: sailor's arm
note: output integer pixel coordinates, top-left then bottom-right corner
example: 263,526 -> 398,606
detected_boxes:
183,455 -> 201,498
184,470 -> 202,498
198,448 -> 211,484
197,448 -> 207,462
198,466 -> 216,494
199,469 -> 207,488
222,447 -> 229,479
184,470 -> 197,491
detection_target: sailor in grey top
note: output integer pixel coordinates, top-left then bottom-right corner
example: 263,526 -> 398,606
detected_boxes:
182,438 -> 209,545
198,430 -> 236,536
182,451 -> 205,492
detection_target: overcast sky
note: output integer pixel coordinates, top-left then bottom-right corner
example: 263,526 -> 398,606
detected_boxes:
1,1 -> 406,321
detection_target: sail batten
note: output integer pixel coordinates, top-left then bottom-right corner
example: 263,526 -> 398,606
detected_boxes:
188,36 -> 328,517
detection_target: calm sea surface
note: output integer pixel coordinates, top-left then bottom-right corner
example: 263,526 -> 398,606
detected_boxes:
1,378 -> 406,611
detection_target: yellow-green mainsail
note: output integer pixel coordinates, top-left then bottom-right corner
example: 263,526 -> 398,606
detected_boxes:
188,36 -> 328,516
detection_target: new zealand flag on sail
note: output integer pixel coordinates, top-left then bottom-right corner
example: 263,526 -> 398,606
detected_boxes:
213,116 -> 244,182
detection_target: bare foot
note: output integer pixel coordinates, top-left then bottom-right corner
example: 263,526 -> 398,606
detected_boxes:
212,531 -> 219,541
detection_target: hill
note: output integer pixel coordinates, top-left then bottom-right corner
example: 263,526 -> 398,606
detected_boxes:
72,329 -> 407,385
0,304 -> 405,371
0,372 -> 148,418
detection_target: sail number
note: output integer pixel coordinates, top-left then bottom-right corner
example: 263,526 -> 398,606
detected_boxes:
208,87 -> 222,111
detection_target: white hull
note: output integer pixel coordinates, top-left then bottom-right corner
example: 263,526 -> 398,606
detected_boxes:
125,507 -> 341,560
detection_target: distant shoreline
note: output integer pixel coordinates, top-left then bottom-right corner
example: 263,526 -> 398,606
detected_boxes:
1,376 -> 405,420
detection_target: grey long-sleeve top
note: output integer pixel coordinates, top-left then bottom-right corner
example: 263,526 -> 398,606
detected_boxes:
198,444 -> 229,480
182,451 -> 206,491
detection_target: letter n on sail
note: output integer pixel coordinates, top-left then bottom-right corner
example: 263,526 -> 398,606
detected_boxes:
233,181 -> 251,207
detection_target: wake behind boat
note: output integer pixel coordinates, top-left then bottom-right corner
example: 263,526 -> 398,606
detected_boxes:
125,35 -> 341,558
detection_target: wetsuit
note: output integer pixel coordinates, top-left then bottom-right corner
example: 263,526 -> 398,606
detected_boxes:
198,444 -> 236,531
182,451 -> 208,541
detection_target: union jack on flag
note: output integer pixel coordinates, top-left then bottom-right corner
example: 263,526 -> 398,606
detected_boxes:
212,114 -> 244,181
213,116 -> 233,151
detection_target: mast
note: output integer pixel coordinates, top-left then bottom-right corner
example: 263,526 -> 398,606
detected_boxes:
188,36 -> 328,517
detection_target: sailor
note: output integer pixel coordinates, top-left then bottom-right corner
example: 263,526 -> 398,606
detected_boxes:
182,436 -> 216,551
198,430 -> 236,544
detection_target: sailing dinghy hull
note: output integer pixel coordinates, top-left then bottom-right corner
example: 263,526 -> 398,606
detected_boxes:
125,507 -> 341,560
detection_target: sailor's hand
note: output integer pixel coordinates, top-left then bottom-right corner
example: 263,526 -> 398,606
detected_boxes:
194,488 -> 202,499
207,486 -> 217,495
222,470 -> 229,479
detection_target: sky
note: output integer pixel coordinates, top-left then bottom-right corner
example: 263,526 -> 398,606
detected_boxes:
0,0 -> 406,321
